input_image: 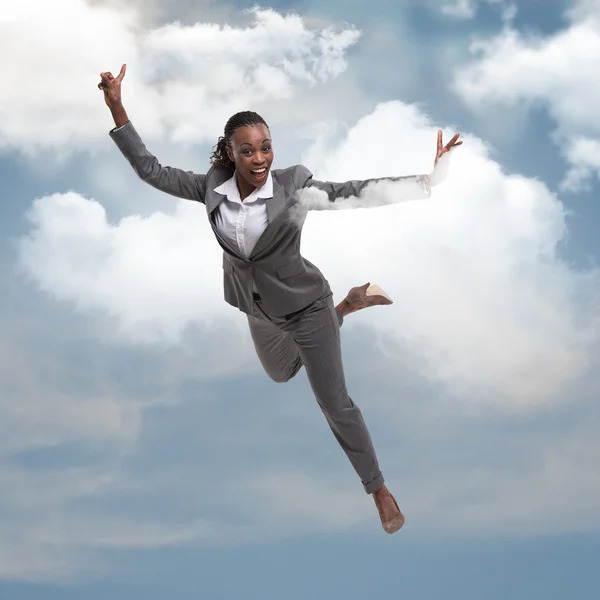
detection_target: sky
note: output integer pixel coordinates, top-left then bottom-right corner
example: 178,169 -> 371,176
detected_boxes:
1,0 -> 599,598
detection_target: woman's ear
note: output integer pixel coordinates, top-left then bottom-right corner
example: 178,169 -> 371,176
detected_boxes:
226,145 -> 234,163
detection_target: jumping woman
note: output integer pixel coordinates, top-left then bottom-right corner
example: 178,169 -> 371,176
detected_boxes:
98,63 -> 462,534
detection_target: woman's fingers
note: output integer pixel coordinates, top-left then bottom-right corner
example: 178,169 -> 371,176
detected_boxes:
100,64 -> 126,87
99,68 -> 125,95
443,133 -> 461,151
115,63 -> 127,82
445,141 -> 463,152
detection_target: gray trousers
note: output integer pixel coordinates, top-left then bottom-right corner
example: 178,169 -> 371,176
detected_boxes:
247,292 -> 385,494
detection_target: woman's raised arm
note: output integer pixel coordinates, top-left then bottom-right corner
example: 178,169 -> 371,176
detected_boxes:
98,64 -> 208,203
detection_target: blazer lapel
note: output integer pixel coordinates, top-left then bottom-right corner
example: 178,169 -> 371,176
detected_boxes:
265,176 -> 287,224
204,176 -> 237,255
250,176 -> 288,258
204,190 -> 227,216
205,192 -> 224,216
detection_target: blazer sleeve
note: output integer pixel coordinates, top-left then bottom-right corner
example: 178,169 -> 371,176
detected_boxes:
109,122 -> 209,203
294,164 -> 431,208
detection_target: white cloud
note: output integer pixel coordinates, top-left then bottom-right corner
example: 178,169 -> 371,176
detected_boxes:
18,192 -> 235,343
561,136 -> 600,192
0,0 -> 360,154
299,101 -> 600,408
452,3 -> 600,190
18,100 -> 600,409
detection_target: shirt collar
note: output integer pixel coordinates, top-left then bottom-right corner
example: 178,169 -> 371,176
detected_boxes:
214,171 -> 274,203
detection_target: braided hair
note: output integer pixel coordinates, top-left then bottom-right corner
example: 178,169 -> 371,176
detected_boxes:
210,111 -> 270,170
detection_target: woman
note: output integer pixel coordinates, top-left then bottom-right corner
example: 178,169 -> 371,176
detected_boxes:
98,64 -> 462,534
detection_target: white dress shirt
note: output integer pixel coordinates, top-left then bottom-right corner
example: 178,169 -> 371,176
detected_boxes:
212,172 -> 272,259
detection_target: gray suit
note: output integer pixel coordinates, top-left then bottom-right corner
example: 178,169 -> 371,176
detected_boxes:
110,121 -> 431,494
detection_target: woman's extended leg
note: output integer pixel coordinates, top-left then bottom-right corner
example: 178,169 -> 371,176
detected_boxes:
281,294 -> 385,494
284,294 -> 403,532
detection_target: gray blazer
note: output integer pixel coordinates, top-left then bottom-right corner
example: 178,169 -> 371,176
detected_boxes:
110,122 -> 431,317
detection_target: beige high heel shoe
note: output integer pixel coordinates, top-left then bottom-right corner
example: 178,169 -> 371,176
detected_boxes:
373,486 -> 405,534
344,282 -> 393,312
381,495 -> 405,534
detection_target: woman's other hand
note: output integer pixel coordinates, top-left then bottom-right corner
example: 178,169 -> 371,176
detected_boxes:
430,130 -> 462,187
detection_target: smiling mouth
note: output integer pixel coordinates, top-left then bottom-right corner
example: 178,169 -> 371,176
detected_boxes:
250,167 -> 268,180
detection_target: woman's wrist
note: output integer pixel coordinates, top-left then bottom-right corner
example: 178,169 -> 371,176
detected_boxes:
109,102 -> 129,128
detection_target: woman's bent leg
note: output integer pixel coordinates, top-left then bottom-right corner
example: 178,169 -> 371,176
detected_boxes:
247,314 -> 303,383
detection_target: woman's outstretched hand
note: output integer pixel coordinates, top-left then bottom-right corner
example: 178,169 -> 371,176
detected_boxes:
98,63 -> 127,108
430,130 -> 462,187
435,130 -> 462,164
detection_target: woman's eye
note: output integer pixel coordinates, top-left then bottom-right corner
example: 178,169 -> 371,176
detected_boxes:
262,147 -> 272,153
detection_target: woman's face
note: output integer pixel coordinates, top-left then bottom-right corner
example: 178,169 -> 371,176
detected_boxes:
227,124 -> 274,189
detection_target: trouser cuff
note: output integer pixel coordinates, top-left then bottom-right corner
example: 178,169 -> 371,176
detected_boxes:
363,472 -> 385,495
